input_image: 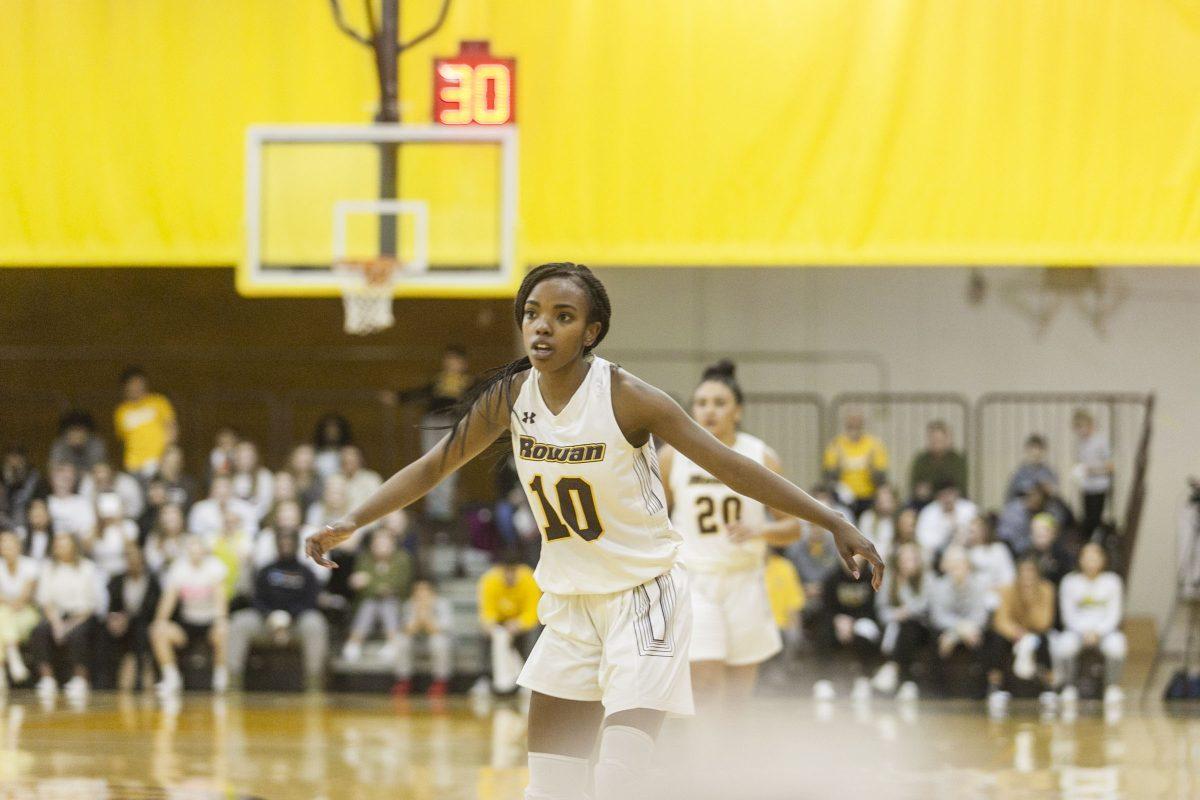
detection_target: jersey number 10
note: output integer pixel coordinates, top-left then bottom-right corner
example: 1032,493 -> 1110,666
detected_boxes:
696,496 -> 742,534
529,476 -> 604,542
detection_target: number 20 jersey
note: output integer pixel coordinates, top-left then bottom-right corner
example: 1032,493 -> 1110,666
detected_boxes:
510,356 -> 681,596
669,431 -> 769,574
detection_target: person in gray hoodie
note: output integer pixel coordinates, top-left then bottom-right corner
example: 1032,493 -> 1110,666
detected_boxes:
930,545 -> 989,662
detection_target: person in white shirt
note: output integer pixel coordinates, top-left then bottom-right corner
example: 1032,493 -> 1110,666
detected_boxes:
1052,542 -> 1126,705
963,514 -> 1015,611
857,484 -> 898,560
1072,409 -> 1114,541
916,481 -> 978,559
150,536 -> 230,696
145,503 -> 189,575
340,445 -> 383,512
83,493 -> 139,580
230,441 -> 274,523
31,533 -> 100,701
305,474 -> 352,529
0,529 -> 39,687
187,475 -> 259,542
46,462 -> 96,539
79,461 -> 145,521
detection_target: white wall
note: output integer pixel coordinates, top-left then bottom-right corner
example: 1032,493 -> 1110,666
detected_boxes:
594,266 -> 1200,621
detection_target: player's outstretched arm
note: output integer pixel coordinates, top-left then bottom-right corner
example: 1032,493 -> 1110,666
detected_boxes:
306,384 -> 512,567
613,370 -> 883,589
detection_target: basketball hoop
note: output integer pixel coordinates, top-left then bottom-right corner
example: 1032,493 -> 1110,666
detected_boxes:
334,257 -> 403,335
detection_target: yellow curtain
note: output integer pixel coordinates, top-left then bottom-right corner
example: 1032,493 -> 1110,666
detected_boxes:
2,0 -> 1199,270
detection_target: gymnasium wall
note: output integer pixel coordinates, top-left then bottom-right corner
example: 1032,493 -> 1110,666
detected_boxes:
0,268 -> 517,502
595,266 -> 1199,623
3,0 -> 1200,269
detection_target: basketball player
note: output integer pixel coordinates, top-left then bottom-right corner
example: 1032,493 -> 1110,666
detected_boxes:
659,361 -> 801,710
307,263 -> 883,800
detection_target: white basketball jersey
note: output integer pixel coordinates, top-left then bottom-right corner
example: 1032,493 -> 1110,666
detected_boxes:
670,432 -> 769,573
510,356 -> 680,595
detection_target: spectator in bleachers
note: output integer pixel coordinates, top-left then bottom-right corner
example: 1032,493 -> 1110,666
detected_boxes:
305,474 -> 351,530
857,484 -> 898,558
188,475 -> 258,541
228,529 -> 329,691
46,462 -> 95,538
113,367 -> 176,478
230,441 -> 274,522
812,563 -> 879,701
1052,542 -> 1126,705
208,427 -> 239,480
394,578 -> 454,698
80,461 -> 144,521
963,513 -> 1015,611
48,410 -> 107,476
152,535 -> 230,696
871,542 -> 930,701
287,444 -> 323,511
1026,513 -> 1074,588
822,410 -> 889,518
145,503 -> 189,575
312,414 -> 353,479
985,557 -> 1056,711
84,493 -> 138,579
785,487 -> 845,613
105,540 -> 160,691
1005,434 -> 1059,501
137,478 -> 170,544
997,482 -> 1073,556
1072,410 -> 1113,541
764,547 -> 805,655
0,529 -> 38,686
340,528 -> 413,663
32,532 -> 99,702
253,500 -> 325,575
915,481 -> 977,559
262,471 -> 299,529
893,506 -> 918,552
340,445 -> 382,512
157,445 -> 198,511
211,508 -> 253,608
478,550 -> 540,694
909,420 -> 968,509
20,498 -> 54,561
929,546 -> 988,676
2,448 -> 42,530
389,345 -> 474,526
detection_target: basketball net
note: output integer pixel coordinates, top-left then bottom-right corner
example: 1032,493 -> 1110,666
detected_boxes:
334,257 -> 402,335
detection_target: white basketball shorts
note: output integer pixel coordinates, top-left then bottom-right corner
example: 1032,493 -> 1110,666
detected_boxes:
518,563 -> 694,716
688,567 -> 782,667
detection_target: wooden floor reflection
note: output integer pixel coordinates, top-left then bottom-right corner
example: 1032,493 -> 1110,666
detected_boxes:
0,690 -> 1196,799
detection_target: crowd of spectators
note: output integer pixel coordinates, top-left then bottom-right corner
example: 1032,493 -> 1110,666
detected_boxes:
0,362 -> 1127,716
768,410 -> 1126,714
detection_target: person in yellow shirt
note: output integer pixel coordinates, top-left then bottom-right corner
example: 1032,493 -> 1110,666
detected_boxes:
113,367 -> 177,477
764,548 -> 805,655
822,410 -> 889,518
478,551 -> 540,694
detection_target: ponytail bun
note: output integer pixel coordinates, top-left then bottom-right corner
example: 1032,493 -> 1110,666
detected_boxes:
702,359 -> 737,381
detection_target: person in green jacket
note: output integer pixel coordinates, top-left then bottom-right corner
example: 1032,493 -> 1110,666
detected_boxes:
340,528 -> 413,662
909,420 -> 968,508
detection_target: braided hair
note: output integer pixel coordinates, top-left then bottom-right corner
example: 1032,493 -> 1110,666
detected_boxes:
438,263 -> 613,459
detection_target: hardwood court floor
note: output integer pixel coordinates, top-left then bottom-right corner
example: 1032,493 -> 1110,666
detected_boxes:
0,690 -> 1196,800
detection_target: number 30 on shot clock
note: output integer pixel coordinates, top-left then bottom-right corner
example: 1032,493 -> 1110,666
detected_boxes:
433,41 -> 516,126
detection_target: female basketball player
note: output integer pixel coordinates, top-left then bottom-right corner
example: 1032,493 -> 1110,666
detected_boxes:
658,361 -> 801,710
307,263 -> 883,800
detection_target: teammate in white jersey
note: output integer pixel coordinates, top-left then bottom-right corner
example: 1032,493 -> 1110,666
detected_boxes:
659,360 -> 802,710
307,263 -> 883,800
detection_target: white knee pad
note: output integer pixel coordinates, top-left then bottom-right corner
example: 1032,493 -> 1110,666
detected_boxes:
852,618 -> 881,642
592,725 -> 655,800
1101,631 -> 1127,660
525,752 -> 589,800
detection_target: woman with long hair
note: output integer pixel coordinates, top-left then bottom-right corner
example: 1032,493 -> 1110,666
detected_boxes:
307,263 -> 882,800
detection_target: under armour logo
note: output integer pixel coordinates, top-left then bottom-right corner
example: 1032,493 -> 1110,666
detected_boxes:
522,411 -> 536,424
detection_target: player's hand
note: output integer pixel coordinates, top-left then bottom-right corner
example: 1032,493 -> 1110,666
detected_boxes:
725,521 -> 758,544
306,518 -> 359,568
831,520 -> 885,590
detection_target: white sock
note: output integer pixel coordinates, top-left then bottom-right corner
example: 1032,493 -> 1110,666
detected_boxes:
592,725 -> 656,800
524,752 -> 589,800
163,665 -> 181,683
